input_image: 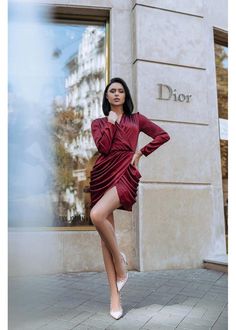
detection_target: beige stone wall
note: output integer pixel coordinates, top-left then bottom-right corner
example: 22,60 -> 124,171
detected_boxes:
8,211 -> 137,276
9,0 -> 227,275
132,0 -> 227,270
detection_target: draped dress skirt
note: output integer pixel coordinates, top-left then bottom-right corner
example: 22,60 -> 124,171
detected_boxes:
89,111 -> 171,212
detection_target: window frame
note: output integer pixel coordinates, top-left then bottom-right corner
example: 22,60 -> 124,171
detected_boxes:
213,27 -> 228,47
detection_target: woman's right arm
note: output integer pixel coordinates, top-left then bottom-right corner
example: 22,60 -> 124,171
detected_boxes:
91,118 -> 117,155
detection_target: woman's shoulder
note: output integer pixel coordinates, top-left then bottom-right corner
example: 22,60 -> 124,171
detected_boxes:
132,111 -> 140,116
133,111 -> 142,119
92,116 -> 107,123
134,112 -> 147,119
126,111 -> 139,117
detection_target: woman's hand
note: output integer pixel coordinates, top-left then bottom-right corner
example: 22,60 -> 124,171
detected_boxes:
108,111 -> 118,124
131,150 -> 143,167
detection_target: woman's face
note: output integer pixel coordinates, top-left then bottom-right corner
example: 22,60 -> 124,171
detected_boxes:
106,82 -> 126,107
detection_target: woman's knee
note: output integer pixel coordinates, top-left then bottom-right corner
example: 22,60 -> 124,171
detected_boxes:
90,208 -> 104,226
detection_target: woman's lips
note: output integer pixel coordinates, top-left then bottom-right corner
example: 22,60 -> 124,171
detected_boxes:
114,99 -> 120,101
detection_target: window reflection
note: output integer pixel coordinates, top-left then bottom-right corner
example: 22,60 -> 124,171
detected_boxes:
214,43 -> 228,240
9,4 -> 106,228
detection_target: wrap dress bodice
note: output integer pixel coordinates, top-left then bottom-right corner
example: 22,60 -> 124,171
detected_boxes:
89,111 -> 170,211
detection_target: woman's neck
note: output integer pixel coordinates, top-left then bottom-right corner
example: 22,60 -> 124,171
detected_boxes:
110,106 -> 124,116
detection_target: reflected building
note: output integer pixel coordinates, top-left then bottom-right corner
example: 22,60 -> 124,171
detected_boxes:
53,26 -> 106,225
64,26 -> 105,159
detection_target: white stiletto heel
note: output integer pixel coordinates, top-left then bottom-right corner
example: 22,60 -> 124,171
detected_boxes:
110,293 -> 123,320
110,308 -> 123,320
116,252 -> 128,292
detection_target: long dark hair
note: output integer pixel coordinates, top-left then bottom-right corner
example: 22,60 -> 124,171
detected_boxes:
102,77 -> 134,116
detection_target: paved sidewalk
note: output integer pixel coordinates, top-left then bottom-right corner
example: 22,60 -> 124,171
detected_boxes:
9,269 -> 228,330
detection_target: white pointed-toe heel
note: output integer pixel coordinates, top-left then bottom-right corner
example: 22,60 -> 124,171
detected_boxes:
110,307 -> 123,320
116,252 -> 128,292
110,293 -> 123,320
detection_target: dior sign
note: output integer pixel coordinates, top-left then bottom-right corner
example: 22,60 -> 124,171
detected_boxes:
157,84 -> 192,103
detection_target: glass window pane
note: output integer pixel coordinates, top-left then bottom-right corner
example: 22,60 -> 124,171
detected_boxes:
215,43 -> 228,178
215,44 -> 228,120
9,4 -> 107,228
214,42 -> 228,240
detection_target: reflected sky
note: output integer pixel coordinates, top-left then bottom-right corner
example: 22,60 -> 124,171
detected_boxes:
9,4 -> 86,105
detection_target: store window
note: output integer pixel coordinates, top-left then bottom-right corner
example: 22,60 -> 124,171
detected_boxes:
214,29 -> 228,248
8,4 -> 108,229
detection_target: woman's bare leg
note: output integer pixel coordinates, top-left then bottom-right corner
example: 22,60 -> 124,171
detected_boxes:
90,186 -> 126,281
101,212 -> 121,311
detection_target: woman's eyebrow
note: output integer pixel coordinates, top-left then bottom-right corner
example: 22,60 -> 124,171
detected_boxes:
110,88 -> 124,91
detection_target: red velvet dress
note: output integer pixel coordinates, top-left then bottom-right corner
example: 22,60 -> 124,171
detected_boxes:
89,111 -> 170,211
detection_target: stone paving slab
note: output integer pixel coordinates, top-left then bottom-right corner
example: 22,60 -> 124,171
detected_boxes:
9,269 -> 228,330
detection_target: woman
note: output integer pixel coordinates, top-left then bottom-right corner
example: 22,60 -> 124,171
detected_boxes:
89,77 -> 170,319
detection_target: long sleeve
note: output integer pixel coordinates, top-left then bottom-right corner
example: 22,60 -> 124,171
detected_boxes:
91,118 -> 117,155
138,112 -> 170,157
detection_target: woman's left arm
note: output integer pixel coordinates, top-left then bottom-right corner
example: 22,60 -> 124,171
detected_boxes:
138,112 -> 170,157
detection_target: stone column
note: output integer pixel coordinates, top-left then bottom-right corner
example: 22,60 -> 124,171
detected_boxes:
132,1 -> 227,270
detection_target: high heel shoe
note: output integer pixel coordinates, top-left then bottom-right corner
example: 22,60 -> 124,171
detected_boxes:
110,293 -> 123,320
110,307 -> 123,320
116,252 -> 128,292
